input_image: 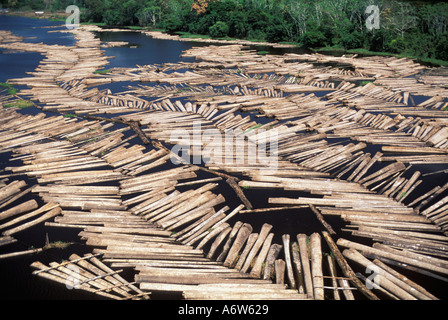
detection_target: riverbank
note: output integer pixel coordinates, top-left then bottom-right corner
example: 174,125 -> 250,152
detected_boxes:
3,10 -> 448,67
1,11 -> 296,48
1,10 -> 69,21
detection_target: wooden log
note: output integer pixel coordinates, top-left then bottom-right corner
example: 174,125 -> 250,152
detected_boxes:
79,231 -> 174,245
2,206 -> 62,236
135,272 -> 262,285
181,209 -> 228,245
226,178 -> 253,210
173,210 -> 215,240
235,233 -> 258,271
0,247 -> 43,260
342,249 -> 418,300
363,226 -> 448,245
0,180 -> 27,204
214,204 -> 245,230
0,202 -> 60,231
249,233 -> 274,279
132,191 -> 180,216
0,185 -> 34,210
216,221 -> 243,262
352,152 -> 383,183
291,242 -> 305,294
48,259 -> 115,293
282,234 -> 296,289
398,180 -> 422,203
123,187 -> 172,207
360,162 -> 406,187
262,243 -> 282,281
373,259 -> 438,300
275,259 -> 285,285
0,235 -> 17,247
206,225 -> 232,260
34,185 -> 119,196
382,146 -> 448,155
196,222 -> 230,250
408,185 -> 440,207
421,194 -> 448,218
240,223 -> 273,274
154,190 -> 218,226
94,221 -> 174,235
165,199 -> 221,231
309,204 -> 336,234
128,121 -> 150,145
327,255 -> 341,300
356,271 -> 399,300
297,234 -> 313,299
223,223 -> 253,268
68,254 -> 132,298
322,232 -> 379,300
30,261 -> 120,300
338,277 -> 355,300
310,232 -> 324,300
375,242 -> 448,269
0,199 -> 38,221
415,182 -> 448,212
240,205 -> 308,214
337,238 -> 448,276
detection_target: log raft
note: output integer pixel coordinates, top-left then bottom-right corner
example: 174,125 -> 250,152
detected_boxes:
1,23 -> 448,301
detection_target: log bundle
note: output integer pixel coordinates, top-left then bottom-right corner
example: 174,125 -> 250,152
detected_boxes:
30,253 -> 148,300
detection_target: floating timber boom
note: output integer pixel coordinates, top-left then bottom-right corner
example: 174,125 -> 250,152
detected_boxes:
0,23 -> 447,300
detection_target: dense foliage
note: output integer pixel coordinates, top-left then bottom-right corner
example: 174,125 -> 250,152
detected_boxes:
2,0 -> 447,61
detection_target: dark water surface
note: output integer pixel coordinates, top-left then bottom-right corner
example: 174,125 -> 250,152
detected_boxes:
0,15 -> 447,300
97,31 -> 201,68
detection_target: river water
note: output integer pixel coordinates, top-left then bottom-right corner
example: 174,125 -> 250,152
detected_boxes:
0,14 -> 447,300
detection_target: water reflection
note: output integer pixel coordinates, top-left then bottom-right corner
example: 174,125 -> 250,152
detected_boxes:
98,31 -> 208,68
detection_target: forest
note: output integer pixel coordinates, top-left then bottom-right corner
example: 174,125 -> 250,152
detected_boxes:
1,0 -> 448,62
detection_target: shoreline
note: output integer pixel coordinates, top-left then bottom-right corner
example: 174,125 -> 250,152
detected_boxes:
3,10 -> 448,67
1,11 -> 298,49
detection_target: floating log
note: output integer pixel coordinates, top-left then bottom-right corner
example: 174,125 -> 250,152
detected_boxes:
337,238 -> 448,276
0,199 -> 38,221
0,180 -> 27,204
0,247 -> 43,260
240,223 -> 272,274
223,223 -> 253,268
291,242 -> 305,294
2,206 -> 62,236
0,235 -> 17,247
234,233 -> 258,271
297,234 -> 313,299
275,259 -> 286,285
250,233 -> 274,279
343,249 -> 419,300
309,204 -> 336,234
310,232 -> 324,300
327,255 -> 341,300
282,234 -> 296,289
322,232 -> 379,300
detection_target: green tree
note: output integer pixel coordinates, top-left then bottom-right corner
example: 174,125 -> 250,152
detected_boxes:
301,20 -> 327,48
136,4 -> 162,27
83,0 -> 107,22
209,20 -> 229,37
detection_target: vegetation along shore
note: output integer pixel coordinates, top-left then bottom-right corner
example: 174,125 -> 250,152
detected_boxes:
1,0 -> 447,66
